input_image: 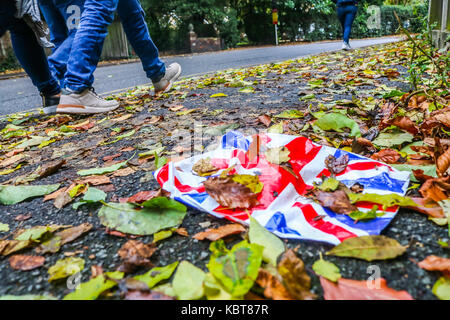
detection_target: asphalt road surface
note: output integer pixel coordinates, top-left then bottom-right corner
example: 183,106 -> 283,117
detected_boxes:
0,37 -> 401,116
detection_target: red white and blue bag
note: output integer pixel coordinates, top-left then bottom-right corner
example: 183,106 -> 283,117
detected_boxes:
154,131 -> 410,245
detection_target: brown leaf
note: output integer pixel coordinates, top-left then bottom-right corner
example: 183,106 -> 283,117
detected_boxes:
351,138 -> 377,154
325,154 -> 349,176
412,169 -> 435,183
103,153 -> 122,162
419,176 -> 450,203
120,189 -> 170,204
371,149 -> 401,164
0,240 -> 34,256
14,213 -> 32,221
35,160 -> 66,179
418,255 -> 450,277
55,223 -> 92,246
193,223 -> 246,241
0,154 -> 25,168
408,197 -> 444,218
320,277 -> 413,300
125,290 -> 175,300
90,265 -> 104,279
75,175 -> 111,186
43,187 -> 68,202
9,255 -> 45,271
112,167 -> 135,177
258,115 -> 272,127
431,106 -> 450,128
192,158 -> 219,177
436,147 -> 450,177
117,240 -> 157,273
385,116 -> 419,135
313,190 -> 358,215
174,228 -> 189,237
277,249 -> 316,300
53,189 -> 73,209
255,268 -> 294,300
203,176 -> 260,209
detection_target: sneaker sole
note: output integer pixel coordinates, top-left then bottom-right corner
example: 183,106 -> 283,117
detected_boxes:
154,66 -> 182,95
43,105 -> 57,114
56,103 -> 120,114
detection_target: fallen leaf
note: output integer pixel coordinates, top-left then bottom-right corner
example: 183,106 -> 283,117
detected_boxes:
277,249 -> 316,300
313,190 -> 357,215
249,217 -> 285,266
326,235 -> 407,261
320,277 -> 413,300
0,184 -> 60,205
432,277 -> 450,300
258,115 -> 272,127
63,271 -> 124,300
312,258 -> 341,282
192,158 -> 219,177
418,255 -> 450,277
117,240 -> 157,273
173,261 -> 206,300
48,257 -> 85,281
255,268 -> 293,300
193,223 -> 246,241
125,290 -> 175,300
371,149 -> 401,164
9,255 -> 45,271
325,154 -> 349,176
203,175 -> 262,209
264,147 -> 291,165
419,176 -> 450,203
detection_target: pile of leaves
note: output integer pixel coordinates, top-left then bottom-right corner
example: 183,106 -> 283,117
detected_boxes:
0,40 -> 448,300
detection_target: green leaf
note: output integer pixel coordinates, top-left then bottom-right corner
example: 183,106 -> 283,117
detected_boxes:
152,230 -> 173,243
154,152 -> 168,169
139,197 -> 187,212
0,184 -> 60,205
348,193 -> 417,210
134,262 -> 179,289
0,223 -> 9,232
383,90 -> 406,99
14,225 -> 62,242
315,113 -> 361,137
274,110 -> 304,119
316,177 -> 340,192
249,217 -> 285,266
98,202 -> 186,236
63,271 -> 124,300
348,206 -> 385,222
77,161 -> 127,176
268,122 -> 283,134
16,136 -> 49,149
432,277 -> 450,300
312,258 -> 341,282
326,235 -> 407,261
72,187 -> 107,210
203,123 -> 240,136
48,257 -> 85,282
207,240 -> 263,297
204,272 -> 234,300
210,93 -> 228,98
372,131 -> 414,148
138,146 -> 165,158
172,261 -> 206,300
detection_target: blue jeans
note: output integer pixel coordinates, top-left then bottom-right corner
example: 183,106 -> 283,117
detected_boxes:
56,0 -> 165,92
337,4 -> 357,44
0,0 -> 60,96
39,0 -> 82,87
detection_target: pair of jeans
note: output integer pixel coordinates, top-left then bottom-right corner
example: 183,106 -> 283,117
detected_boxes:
337,4 -> 357,44
61,0 -> 165,93
39,0 -> 83,87
0,0 -> 60,96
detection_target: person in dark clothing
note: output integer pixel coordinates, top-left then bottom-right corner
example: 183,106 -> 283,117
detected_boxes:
334,0 -> 358,50
0,0 -> 61,113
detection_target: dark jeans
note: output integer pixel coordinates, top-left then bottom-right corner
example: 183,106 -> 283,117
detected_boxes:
0,0 -> 60,96
337,4 -> 357,44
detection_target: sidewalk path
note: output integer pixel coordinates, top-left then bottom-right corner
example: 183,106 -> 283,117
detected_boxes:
0,37 -> 401,115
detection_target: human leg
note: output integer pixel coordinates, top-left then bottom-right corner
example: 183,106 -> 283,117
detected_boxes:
342,5 -> 357,45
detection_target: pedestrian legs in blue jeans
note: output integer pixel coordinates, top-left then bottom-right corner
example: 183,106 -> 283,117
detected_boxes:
0,0 -> 60,100
39,0 -> 84,87
337,4 -> 357,50
57,0 -> 182,114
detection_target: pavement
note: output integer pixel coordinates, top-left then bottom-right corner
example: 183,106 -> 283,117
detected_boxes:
0,36 -> 402,116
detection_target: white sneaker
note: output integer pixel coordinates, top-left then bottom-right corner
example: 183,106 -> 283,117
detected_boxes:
56,88 -> 120,114
342,42 -> 352,51
152,63 -> 182,94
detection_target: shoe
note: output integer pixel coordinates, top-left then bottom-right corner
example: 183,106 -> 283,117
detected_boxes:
152,63 -> 182,94
56,88 -> 120,114
342,42 -> 352,51
41,93 -> 60,114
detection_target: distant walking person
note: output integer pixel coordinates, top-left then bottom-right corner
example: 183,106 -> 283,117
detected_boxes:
334,0 -> 358,50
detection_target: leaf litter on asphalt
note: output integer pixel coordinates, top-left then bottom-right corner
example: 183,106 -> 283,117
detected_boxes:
0,40 -> 448,300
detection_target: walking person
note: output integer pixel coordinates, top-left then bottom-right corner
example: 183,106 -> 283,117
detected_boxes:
0,0 -> 61,114
334,0 -> 358,50
39,0 -> 181,114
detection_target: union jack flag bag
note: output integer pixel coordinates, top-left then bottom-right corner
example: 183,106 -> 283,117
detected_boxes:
154,131 -> 410,245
